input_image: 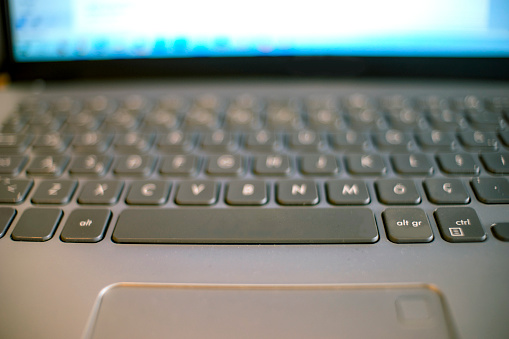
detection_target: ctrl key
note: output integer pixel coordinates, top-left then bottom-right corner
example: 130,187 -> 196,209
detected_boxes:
434,207 -> 486,243
60,209 -> 111,243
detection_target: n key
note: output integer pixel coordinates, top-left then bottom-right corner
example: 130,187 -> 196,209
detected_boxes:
277,180 -> 319,205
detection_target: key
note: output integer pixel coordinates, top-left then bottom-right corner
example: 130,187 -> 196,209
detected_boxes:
481,153 -> 509,174
391,154 -> 434,175
288,130 -> 324,152
31,180 -> 77,204
326,180 -> 370,205
0,178 -> 33,203
60,209 -> 112,243
159,155 -> 200,176
300,155 -> 339,176
201,130 -> 237,152
112,208 -> 379,244
0,133 -> 33,154
175,180 -> 218,205
471,177 -> 509,204
373,129 -> 413,151
69,155 -> 112,176
458,130 -> 498,151
206,154 -> 244,176
78,181 -> 124,205
416,130 -> 456,151
26,155 -> 69,176
143,109 -> 179,131
225,180 -> 268,205
375,179 -> 421,205
491,223 -> 509,242
32,133 -> 72,153
434,207 -> 486,242
114,132 -> 155,153
276,180 -> 319,205
382,208 -> 433,243
11,208 -> 62,242
0,155 -> 27,175
436,153 -> 479,175
330,130 -> 370,152
72,132 -> 113,153
423,179 -> 470,204
157,131 -> 195,153
253,154 -> 292,176
0,207 -> 16,238
346,154 -> 386,176
245,130 -> 280,152
126,181 -> 171,205
113,155 -> 156,177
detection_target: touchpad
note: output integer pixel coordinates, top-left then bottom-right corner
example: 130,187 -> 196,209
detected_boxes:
85,283 -> 456,339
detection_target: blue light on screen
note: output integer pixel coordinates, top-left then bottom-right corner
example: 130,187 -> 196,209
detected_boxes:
8,0 -> 509,62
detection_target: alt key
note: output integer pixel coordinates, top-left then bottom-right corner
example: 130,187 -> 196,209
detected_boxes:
60,209 -> 111,243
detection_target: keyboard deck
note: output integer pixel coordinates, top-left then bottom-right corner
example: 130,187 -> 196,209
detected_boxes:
1,92 -> 508,244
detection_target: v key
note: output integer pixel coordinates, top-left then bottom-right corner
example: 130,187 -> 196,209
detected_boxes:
176,181 -> 218,205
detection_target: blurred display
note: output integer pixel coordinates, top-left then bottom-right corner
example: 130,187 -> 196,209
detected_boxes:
8,0 -> 509,61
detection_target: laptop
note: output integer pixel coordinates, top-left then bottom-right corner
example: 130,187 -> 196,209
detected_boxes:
1,1 -> 508,338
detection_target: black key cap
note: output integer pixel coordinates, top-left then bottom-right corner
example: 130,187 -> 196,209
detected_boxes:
326,180 -> 370,205
434,207 -> 486,242
159,155 -> 200,176
276,180 -> 319,205
245,130 -> 280,152
346,154 -> 386,176
288,130 -> 324,151
382,208 -> 433,243
253,154 -> 292,176
436,153 -> 479,175
69,155 -> 112,176
112,208 -> 379,244
0,155 -> 27,175
491,223 -> 509,242
78,181 -> 124,205
391,154 -> 433,175
225,180 -> 268,205
26,155 -> 69,176
330,130 -> 370,152
126,181 -> 171,205
114,132 -> 155,153
201,130 -> 237,152
0,178 -> 33,203
471,177 -> 509,204
113,155 -> 156,177
72,132 -> 113,153
416,130 -> 456,151
175,180 -> 218,205
31,180 -> 77,204
376,179 -> 421,205
373,130 -> 413,152
32,133 -> 72,153
206,154 -> 244,176
60,209 -> 112,243
300,155 -> 339,175
458,130 -> 498,151
0,133 -> 33,154
11,208 -> 62,242
480,153 -> 509,174
423,179 -> 470,204
157,131 -> 195,153
0,207 -> 16,238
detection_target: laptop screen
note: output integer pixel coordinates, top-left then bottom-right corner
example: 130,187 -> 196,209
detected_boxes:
7,0 -> 509,62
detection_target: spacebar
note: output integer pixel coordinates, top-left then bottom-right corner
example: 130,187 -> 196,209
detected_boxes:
112,208 -> 379,244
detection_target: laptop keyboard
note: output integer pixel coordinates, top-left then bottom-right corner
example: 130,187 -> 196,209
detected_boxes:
1,93 -> 508,244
